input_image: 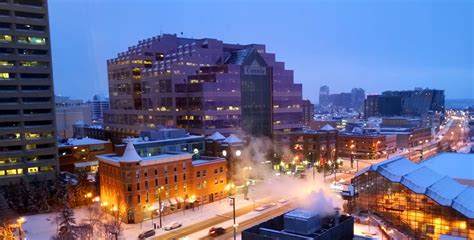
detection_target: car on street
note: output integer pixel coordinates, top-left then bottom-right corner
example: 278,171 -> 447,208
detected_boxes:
164,221 -> 182,231
138,229 -> 155,239
208,226 -> 226,237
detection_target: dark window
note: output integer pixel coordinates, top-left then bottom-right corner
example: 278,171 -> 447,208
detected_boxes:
127,184 -> 132,192
174,175 -> 177,182
0,48 -> 14,54
15,11 -> 44,19
136,182 -> 140,191
0,85 -> 16,91
21,85 -> 49,91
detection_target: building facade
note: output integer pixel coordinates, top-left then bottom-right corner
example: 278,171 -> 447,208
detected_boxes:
58,138 -> 112,173
302,99 -> 314,126
273,129 -> 338,169
382,88 -> 445,116
98,142 -> 227,223
104,34 -> 303,137
352,157 -> 473,239
0,0 -> 58,185
89,94 -> 109,124
55,96 -> 91,139
319,85 -> 329,108
337,133 -> 387,159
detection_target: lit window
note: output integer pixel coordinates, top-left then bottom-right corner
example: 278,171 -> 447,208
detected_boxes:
28,167 -> 38,173
17,36 -> 46,45
0,73 -> 10,79
26,144 -> 36,150
0,35 -> 12,42
0,61 -> 14,66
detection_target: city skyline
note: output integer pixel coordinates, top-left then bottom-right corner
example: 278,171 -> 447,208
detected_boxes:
49,0 -> 473,101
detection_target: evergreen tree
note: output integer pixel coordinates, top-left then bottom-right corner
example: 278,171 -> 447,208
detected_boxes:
35,181 -> 51,213
19,179 -> 36,213
58,194 -> 76,238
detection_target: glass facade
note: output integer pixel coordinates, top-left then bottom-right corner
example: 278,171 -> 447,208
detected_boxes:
240,50 -> 272,137
353,171 -> 473,239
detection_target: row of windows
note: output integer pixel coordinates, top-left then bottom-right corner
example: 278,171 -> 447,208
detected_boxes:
0,60 -> 48,67
0,166 -> 54,176
0,72 -> 49,80
0,35 -> 46,44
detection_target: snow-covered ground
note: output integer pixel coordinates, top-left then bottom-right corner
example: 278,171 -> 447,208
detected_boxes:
354,223 -> 383,239
21,194 -> 255,240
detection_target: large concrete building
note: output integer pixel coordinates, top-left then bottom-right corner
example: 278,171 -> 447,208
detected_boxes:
365,88 -> 445,118
0,0 -> 58,185
55,96 -> 91,139
104,34 -> 303,137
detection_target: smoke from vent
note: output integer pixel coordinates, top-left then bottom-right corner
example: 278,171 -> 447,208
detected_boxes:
234,136 -> 343,216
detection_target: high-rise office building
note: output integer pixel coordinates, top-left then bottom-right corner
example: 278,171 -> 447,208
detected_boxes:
104,34 -> 303,137
0,0 -> 58,185
90,94 -> 109,124
319,85 -> 329,107
350,88 -> 365,109
302,99 -> 314,126
382,88 -> 445,115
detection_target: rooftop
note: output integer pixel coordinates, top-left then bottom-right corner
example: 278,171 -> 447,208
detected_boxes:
59,137 -> 109,147
420,153 -> 474,181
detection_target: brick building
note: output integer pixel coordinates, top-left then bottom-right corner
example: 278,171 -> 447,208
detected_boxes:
273,127 -> 338,168
98,141 -> 226,223
337,133 -> 387,159
58,138 -> 112,173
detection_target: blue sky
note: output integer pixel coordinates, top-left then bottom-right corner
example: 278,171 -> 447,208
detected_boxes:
49,0 -> 473,102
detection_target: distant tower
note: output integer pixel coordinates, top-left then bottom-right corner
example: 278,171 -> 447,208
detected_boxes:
91,94 -> 109,124
319,85 -> 330,107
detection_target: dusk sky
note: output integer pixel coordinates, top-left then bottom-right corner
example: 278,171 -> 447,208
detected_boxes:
49,0 -> 473,102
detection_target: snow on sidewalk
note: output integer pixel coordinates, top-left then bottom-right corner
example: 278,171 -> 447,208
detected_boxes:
21,194 -> 257,240
122,194 -> 254,239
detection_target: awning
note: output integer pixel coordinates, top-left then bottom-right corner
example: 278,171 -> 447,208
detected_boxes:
169,198 -> 177,205
176,197 -> 184,203
74,161 -> 98,168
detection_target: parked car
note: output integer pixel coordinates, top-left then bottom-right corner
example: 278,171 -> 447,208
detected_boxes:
138,230 -> 155,239
208,226 -> 226,237
164,221 -> 182,231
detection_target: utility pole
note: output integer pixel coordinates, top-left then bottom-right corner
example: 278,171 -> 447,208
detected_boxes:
229,197 -> 236,240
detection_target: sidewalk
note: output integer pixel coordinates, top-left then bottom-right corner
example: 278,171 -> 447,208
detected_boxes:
121,194 -> 256,239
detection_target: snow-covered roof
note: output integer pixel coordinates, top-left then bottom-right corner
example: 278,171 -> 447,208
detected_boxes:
320,124 -> 335,131
206,132 -> 225,141
420,153 -> 474,181
426,176 -> 467,206
119,141 -> 142,162
377,158 -> 421,182
401,167 -> 444,194
59,137 -> 109,147
452,187 -> 474,218
223,134 -> 243,144
355,155 -> 474,219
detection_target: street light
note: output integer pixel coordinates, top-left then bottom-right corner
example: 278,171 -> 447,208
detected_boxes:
235,150 -> 242,157
157,186 -> 164,229
228,197 -> 237,240
222,149 -> 227,157
17,217 -> 25,240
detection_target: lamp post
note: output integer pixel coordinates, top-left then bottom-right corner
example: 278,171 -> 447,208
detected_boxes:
157,186 -> 164,229
350,144 -> 355,168
228,197 -> 237,240
17,217 -> 25,240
